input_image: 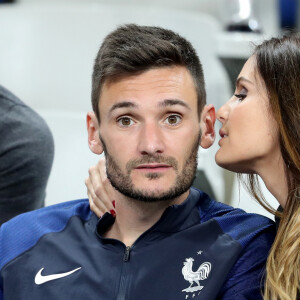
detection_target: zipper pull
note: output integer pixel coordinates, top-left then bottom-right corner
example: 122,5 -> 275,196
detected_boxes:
123,246 -> 131,262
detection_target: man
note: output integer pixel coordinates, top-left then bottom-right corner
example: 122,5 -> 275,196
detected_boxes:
0,24 -> 274,299
0,85 -> 54,225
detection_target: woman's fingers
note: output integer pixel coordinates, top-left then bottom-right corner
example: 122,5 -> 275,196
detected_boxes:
98,159 -> 118,205
86,157 -> 115,217
85,176 -> 107,217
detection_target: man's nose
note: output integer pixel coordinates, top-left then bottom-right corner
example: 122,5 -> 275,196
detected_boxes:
137,122 -> 165,156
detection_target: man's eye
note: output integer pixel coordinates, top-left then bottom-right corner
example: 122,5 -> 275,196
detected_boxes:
165,115 -> 182,126
117,117 -> 134,127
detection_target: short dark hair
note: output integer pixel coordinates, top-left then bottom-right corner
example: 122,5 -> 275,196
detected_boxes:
91,24 -> 206,121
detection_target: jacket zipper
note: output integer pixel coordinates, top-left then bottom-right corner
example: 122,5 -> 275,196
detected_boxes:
123,246 -> 131,262
117,246 -> 131,300
115,216 -> 167,299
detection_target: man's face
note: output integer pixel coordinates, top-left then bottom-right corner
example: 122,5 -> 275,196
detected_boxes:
97,66 -> 202,202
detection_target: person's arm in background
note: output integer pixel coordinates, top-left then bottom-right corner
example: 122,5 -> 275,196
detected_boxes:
0,85 -> 54,225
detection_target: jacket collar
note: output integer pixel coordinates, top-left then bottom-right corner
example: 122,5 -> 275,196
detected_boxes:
95,188 -> 202,238
153,188 -> 201,233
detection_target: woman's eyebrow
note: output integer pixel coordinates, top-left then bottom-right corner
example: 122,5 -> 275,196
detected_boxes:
236,76 -> 254,87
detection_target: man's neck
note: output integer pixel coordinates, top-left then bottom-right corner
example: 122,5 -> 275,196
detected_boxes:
103,190 -> 190,246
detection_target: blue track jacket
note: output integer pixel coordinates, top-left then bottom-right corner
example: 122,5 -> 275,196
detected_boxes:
0,188 -> 275,299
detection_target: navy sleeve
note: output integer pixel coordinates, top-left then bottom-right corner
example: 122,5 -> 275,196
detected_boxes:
215,213 -> 275,299
0,199 -> 91,271
217,228 -> 274,299
0,199 -> 91,299
198,195 -> 276,299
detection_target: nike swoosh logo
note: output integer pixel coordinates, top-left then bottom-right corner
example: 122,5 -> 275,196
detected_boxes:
35,267 -> 81,285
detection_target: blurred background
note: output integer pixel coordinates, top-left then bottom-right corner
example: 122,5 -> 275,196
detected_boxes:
0,0 -> 299,219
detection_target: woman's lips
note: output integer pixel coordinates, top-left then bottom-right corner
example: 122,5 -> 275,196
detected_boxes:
218,129 -> 228,146
219,129 -> 228,138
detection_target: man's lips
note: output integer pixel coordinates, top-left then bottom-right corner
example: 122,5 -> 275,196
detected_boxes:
135,164 -> 172,172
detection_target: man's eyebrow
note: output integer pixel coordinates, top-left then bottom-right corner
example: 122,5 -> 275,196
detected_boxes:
236,76 -> 254,87
158,99 -> 191,110
109,101 -> 138,114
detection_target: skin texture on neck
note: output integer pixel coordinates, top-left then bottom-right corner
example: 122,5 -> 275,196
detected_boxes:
257,154 -> 288,208
103,189 -> 189,246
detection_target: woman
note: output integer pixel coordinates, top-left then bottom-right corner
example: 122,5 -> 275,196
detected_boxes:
86,34 -> 300,299
216,34 -> 300,300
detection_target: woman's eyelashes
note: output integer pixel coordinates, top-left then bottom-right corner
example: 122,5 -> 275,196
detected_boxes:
234,88 -> 248,101
234,93 -> 247,101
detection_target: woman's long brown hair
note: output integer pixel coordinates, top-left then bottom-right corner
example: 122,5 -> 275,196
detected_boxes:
243,34 -> 300,299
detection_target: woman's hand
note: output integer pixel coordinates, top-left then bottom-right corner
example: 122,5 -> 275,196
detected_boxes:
85,157 -> 116,218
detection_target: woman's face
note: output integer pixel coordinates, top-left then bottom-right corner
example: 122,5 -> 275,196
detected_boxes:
215,57 -> 280,174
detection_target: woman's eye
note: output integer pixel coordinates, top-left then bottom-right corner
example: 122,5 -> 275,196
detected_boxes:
117,117 -> 135,127
234,88 -> 247,101
234,93 -> 247,101
165,115 -> 182,126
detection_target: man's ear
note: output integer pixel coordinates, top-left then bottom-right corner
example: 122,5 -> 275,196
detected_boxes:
199,104 -> 216,149
87,112 -> 103,154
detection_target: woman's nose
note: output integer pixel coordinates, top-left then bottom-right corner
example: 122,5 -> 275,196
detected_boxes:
216,102 -> 230,124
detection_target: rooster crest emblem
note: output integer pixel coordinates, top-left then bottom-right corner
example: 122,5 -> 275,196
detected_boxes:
181,257 -> 211,293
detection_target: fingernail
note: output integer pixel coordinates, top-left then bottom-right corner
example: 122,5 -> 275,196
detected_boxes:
109,209 -> 116,218
112,200 -> 115,208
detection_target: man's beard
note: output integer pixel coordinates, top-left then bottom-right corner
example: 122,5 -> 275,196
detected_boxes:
100,132 -> 200,203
